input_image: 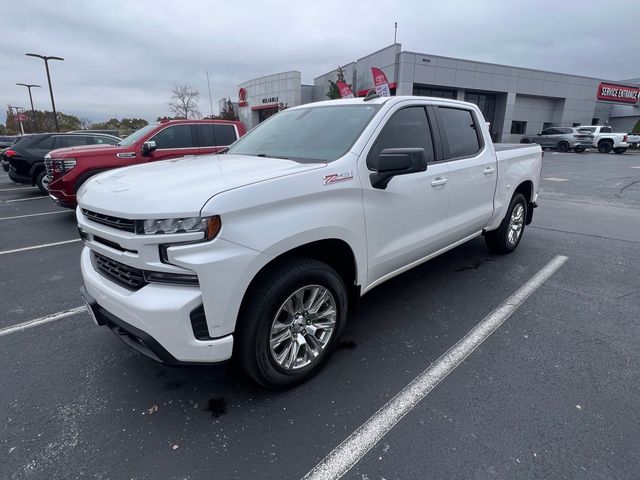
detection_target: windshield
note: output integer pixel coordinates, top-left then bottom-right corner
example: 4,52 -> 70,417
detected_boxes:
118,123 -> 158,147
227,104 -> 381,162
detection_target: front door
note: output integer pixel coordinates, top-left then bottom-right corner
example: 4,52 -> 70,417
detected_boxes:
360,104 -> 451,288
146,124 -> 198,161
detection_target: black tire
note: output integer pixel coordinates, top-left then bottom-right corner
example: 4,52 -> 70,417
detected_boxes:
613,147 -> 627,154
573,145 -> 585,153
235,257 -> 348,389
557,141 -> 570,152
35,170 -> 49,194
484,193 -> 527,254
597,141 -> 613,154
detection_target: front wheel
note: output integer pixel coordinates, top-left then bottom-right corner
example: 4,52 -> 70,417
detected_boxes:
613,147 -> 627,154
485,193 -> 527,254
235,258 -> 347,389
35,170 -> 50,193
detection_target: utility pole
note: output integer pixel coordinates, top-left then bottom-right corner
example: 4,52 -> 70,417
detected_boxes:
16,83 -> 41,132
25,53 -> 64,132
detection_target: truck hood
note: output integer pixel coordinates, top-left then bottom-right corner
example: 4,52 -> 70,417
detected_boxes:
77,154 -> 325,217
49,144 -> 126,158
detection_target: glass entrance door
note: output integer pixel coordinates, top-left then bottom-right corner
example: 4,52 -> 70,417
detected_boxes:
464,92 -> 496,139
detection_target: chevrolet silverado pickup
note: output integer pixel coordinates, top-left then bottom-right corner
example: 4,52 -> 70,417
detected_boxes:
77,95 -> 542,388
46,119 -> 245,208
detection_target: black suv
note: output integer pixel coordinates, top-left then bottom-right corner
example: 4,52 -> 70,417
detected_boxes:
2,132 -> 120,193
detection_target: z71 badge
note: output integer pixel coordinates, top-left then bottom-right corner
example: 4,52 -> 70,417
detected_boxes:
323,171 -> 353,185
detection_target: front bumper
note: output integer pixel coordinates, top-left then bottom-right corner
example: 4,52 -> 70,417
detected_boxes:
48,188 -> 77,209
81,247 -> 234,363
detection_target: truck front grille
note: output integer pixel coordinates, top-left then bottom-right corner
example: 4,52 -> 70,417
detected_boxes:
44,158 -> 53,178
93,252 -> 147,290
82,209 -> 137,233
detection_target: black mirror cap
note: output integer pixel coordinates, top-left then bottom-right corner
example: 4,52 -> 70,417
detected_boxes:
141,141 -> 157,156
369,148 -> 427,189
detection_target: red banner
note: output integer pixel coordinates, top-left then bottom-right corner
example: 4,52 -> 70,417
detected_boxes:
371,67 -> 391,97
597,82 -> 639,104
336,81 -> 354,99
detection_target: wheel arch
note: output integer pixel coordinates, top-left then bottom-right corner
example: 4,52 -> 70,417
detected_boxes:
514,180 -> 535,224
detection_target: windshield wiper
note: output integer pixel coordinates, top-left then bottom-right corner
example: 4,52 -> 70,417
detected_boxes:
256,153 -> 289,159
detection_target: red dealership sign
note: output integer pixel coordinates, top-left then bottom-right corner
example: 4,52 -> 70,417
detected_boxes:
238,87 -> 248,107
371,67 -> 391,97
597,82 -> 639,104
336,81 -> 354,98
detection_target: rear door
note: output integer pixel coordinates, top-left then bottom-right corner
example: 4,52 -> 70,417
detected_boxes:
194,124 -> 238,154
360,103 -> 451,286
146,124 -> 198,161
434,105 -> 496,239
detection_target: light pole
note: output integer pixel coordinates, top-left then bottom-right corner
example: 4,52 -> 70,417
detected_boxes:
16,83 -> 41,132
25,53 -> 64,132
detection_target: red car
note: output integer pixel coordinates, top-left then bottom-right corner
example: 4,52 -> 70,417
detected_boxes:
46,119 -> 246,208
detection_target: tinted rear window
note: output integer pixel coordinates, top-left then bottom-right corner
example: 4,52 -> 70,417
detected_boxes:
600,126 -> 612,133
37,136 -> 56,150
437,107 -> 482,159
196,124 -> 237,147
57,136 -> 92,148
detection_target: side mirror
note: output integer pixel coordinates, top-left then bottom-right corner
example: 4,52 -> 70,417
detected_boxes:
141,140 -> 157,156
369,148 -> 427,189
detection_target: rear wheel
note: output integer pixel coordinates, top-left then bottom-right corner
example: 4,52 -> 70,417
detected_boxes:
557,141 -> 570,152
235,257 -> 347,389
485,193 -> 527,254
613,147 -> 627,154
35,170 -> 50,194
598,141 -> 613,153
573,145 -> 585,153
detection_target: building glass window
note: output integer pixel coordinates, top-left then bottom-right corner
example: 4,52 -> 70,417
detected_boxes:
413,84 -> 456,99
511,121 -> 527,135
543,122 -> 553,130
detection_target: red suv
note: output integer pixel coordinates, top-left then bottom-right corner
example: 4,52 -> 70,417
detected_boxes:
46,119 -> 246,208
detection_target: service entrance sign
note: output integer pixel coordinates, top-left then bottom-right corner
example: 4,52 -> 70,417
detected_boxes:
597,82 -> 640,104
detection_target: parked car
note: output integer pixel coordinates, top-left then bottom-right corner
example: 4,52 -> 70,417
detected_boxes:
77,95 -> 542,388
5,132 -> 121,192
626,132 -> 640,147
520,127 -> 592,152
0,135 -> 17,149
47,119 -> 246,208
576,125 -> 629,154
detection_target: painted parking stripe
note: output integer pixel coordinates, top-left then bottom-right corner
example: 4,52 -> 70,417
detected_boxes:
302,255 -> 569,480
4,196 -> 48,203
0,306 -> 86,338
0,239 -> 81,256
0,186 -> 32,192
0,210 -> 72,221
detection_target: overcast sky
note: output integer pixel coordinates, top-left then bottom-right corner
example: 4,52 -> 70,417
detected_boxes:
1,0 -> 636,125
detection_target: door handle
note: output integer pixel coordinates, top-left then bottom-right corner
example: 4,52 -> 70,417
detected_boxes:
483,167 -> 496,175
430,177 -> 448,187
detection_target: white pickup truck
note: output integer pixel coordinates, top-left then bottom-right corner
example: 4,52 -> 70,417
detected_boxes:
77,96 -> 542,388
576,125 -> 629,154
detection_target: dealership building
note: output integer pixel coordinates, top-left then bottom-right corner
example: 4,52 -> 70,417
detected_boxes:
236,44 -> 639,141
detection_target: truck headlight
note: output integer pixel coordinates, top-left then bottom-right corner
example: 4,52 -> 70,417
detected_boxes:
137,215 -> 221,239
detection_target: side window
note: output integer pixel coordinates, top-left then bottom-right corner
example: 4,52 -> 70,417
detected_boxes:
150,125 -> 195,149
195,124 -> 237,147
600,126 -> 612,133
57,136 -> 91,148
559,128 -> 573,134
37,136 -> 55,150
367,106 -> 434,167
93,136 -> 119,145
436,107 -> 481,159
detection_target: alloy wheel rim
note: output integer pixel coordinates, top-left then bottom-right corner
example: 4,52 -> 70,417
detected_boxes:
42,175 -> 50,190
269,285 -> 337,371
507,203 -> 525,245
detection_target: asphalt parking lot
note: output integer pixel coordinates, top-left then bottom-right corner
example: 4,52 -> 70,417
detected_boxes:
1,150 -> 639,480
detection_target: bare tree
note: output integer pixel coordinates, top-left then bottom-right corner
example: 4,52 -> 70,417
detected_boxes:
168,84 -> 201,119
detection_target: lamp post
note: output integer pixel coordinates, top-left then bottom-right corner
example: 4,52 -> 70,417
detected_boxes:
25,53 -> 64,132
16,83 -> 41,132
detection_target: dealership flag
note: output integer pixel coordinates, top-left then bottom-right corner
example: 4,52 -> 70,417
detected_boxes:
371,67 -> 391,97
336,81 -> 355,99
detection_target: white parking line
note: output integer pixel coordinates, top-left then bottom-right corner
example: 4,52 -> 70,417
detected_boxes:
0,186 -> 32,192
0,210 -> 72,221
0,306 -> 86,338
302,255 -> 568,480
0,239 -> 81,256
4,196 -> 48,203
